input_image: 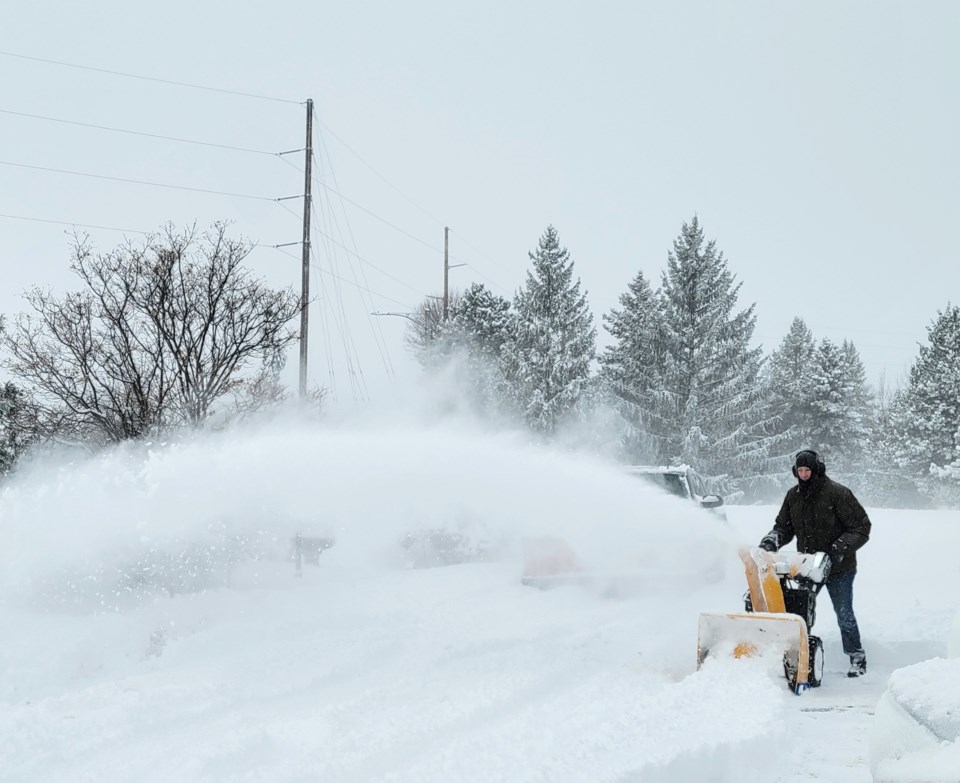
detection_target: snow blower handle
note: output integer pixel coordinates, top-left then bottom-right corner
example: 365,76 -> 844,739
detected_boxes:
800,552 -> 832,584
760,549 -> 832,584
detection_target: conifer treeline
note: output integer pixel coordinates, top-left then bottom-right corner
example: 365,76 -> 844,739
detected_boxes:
1,217 -> 956,507
414,218 -> 960,507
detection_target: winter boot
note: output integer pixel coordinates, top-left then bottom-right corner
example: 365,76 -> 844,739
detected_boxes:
847,652 -> 867,678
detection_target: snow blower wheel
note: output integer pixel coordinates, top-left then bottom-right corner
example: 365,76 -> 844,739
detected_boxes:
785,636 -> 824,693
807,635 -> 824,688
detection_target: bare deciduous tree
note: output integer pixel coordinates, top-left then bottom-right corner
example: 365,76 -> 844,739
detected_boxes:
1,223 -> 302,444
404,293 -> 458,362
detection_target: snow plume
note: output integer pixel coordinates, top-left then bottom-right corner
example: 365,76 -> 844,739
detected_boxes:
0,416 -> 737,610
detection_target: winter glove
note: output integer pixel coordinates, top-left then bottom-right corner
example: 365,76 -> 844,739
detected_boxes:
758,532 -> 779,552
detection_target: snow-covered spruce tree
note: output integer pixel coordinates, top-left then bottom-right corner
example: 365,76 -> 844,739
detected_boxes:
448,283 -> 513,358
891,305 -> 960,504
435,283 -> 514,415
653,217 -> 781,498
838,340 -> 874,470
500,226 -> 596,435
598,270 -> 664,462
766,317 -> 817,455
806,338 -> 873,479
862,374 -> 926,508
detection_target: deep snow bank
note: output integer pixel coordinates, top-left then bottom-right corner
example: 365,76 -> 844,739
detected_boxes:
870,658 -> 960,783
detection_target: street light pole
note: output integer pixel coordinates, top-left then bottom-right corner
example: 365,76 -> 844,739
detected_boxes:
371,310 -> 421,324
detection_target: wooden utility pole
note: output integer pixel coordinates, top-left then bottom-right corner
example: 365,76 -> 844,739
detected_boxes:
442,226 -> 450,321
299,99 -> 313,398
441,228 -> 466,321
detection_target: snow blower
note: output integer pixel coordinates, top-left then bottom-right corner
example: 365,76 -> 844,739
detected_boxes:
697,546 -> 831,694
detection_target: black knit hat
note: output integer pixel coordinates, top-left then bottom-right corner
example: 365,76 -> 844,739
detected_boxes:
793,449 -> 826,477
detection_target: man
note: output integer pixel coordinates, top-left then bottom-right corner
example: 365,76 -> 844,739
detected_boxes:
758,449 -> 872,677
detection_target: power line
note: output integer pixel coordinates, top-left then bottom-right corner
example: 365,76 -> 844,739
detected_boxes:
312,142 -> 395,376
0,160 -> 280,202
307,195 -> 368,401
0,50 -> 301,105
461,262 -> 512,297
0,212 -> 149,235
272,246 -> 415,309
296,117 -> 516,297
271,182 -> 431,297
305,153 -> 513,296
315,120 -> 445,227
310,173 -> 515,298
310,165 -> 394,378
311,258 -> 370,403
314,123 -> 516,293
311,176 -> 442,253
449,228 -> 515,290
5,48 -> 511,304
311,225 -> 427,296
0,107 -> 281,156
273,198 -> 307,224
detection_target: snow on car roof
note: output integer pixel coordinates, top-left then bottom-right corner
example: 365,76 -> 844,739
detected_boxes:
623,464 -> 692,475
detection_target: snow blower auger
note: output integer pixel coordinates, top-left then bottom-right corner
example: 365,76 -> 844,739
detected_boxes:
697,546 -> 831,695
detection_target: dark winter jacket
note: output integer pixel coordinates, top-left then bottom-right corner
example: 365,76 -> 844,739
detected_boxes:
768,476 -> 871,574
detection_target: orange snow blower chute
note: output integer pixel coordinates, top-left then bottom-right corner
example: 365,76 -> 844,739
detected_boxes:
697,546 -> 831,694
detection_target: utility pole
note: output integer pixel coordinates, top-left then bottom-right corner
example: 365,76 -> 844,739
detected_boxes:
441,227 -> 466,322
442,226 -> 450,321
299,99 -> 314,398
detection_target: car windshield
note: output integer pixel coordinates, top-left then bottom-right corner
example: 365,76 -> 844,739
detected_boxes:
635,472 -> 687,498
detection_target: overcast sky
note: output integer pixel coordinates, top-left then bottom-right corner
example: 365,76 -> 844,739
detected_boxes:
2,1 -> 957,405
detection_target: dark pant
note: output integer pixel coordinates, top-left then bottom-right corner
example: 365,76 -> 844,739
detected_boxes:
824,568 -> 863,656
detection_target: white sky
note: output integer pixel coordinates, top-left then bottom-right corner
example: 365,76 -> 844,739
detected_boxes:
2,1 -> 958,404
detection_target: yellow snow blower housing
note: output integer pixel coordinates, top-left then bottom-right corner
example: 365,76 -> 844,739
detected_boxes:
697,547 -> 830,694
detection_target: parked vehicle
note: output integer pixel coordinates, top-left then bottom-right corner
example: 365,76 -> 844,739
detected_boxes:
623,465 -> 726,520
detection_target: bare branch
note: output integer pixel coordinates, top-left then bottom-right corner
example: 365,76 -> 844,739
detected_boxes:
1,223 -> 302,444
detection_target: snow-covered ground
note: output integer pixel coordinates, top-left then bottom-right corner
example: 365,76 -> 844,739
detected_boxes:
2,423 -> 958,782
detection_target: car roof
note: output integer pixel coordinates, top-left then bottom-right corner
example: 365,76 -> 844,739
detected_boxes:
623,465 -> 691,476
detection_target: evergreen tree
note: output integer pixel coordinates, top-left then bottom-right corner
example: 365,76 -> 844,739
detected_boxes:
807,339 -> 848,460
892,305 -> 960,502
599,270 -> 664,461
861,377 -> 924,508
838,339 -> 874,469
870,371 -> 899,469
807,338 -> 873,474
500,226 -> 596,434
448,283 -> 513,358
0,381 -> 33,476
438,283 -> 514,414
652,217 -> 780,493
766,317 -> 817,453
